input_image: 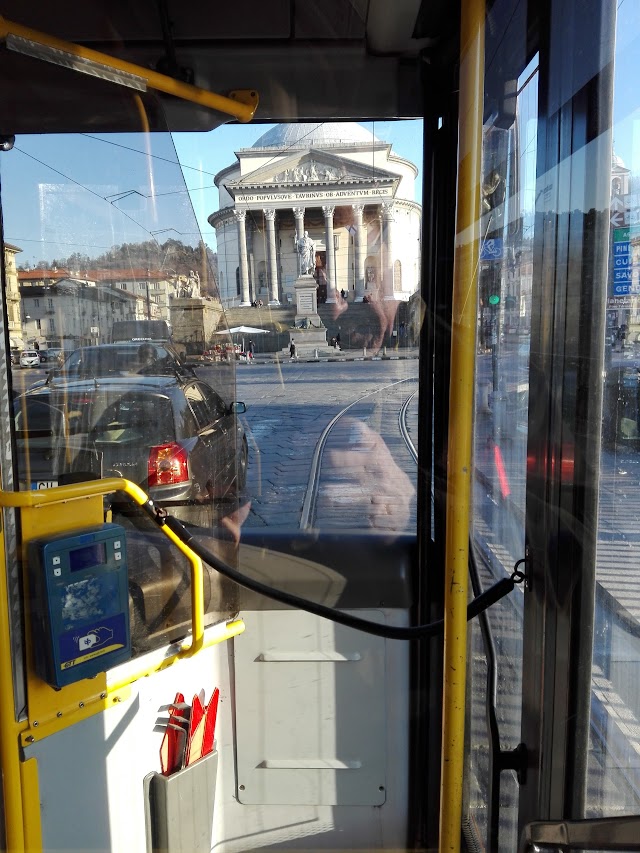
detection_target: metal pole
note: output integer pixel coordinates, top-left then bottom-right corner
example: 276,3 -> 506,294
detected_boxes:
440,0 -> 484,850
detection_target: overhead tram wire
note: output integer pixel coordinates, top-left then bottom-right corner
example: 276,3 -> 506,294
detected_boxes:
12,146 -> 167,252
80,133 -> 220,179
11,146 -> 216,257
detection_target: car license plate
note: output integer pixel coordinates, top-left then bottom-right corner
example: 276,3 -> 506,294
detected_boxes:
31,481 -> 58,490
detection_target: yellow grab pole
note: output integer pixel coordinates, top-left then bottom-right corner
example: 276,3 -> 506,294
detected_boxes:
0,522 -> 29,852
0,16 -> 258,123
439,0 -> 485,850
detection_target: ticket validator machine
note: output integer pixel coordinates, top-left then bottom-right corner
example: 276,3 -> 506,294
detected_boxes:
28,523 -> 131,688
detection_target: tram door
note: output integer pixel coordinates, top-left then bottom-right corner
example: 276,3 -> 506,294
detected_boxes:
0,48 -> 424,853
463,0 -> 640,850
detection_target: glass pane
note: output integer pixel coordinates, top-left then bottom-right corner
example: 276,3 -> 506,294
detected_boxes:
1,127 -> 241,654
466,29 -> 538,852
173,120 -> 423,535
588,0 -> 640,818
2,119 -> 422,657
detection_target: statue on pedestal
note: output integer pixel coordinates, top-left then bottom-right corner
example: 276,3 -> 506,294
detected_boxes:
296,231 -> 315,276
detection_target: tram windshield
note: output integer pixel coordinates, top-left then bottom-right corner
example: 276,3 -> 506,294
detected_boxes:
2,116 -> 423,653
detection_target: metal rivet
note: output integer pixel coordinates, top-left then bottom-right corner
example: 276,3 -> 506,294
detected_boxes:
239,785 -> 245,791
32,721 -> 39,727
100,692 -> 107,700
113,696 -> 122,703
78,702 -> 84,708
25,735 -> 34,743
379,786 -> 384,791
56,711 -> 62,718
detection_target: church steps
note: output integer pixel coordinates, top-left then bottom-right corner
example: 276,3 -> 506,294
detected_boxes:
217,301 -> 411,352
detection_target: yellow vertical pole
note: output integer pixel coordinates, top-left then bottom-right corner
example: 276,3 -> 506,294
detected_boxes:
439,0 -> 485,850
0,519 -> 29,852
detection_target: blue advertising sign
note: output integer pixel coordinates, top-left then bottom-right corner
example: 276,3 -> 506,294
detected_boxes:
612,228 -> 633,296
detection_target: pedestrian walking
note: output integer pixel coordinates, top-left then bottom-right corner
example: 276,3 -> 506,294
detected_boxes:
289,340 -> 297,360
248,340 -> 255,362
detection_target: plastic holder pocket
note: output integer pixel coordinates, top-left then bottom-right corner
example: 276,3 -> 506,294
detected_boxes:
144,750 -> 218,853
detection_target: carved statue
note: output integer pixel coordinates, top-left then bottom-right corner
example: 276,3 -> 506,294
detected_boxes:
296,231 -> 315,275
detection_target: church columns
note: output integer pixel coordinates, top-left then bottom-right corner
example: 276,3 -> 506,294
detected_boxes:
381,202 -> 396,301
263,208 -> 280,304
323,205 -> 336,303
293,206 -> 305,241
234,210 -> 251,306
352,203 -> 366,302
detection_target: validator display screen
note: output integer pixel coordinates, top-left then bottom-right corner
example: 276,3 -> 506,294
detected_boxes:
69,541 -> 107,573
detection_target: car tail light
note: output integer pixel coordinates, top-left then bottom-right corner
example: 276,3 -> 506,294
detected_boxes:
148,442 -> 189,487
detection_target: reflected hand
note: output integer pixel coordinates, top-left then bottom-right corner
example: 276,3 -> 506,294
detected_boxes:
324,418 -> 414,531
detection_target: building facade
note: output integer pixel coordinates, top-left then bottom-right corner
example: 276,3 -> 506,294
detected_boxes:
3,244 -> 23,350
17,267 -> 212,349
209,123 -> 421,307
19,280 -> 137,349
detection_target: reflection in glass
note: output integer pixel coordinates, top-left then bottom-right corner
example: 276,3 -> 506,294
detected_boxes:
468,53 -> 538,852
589,1 -> 640,819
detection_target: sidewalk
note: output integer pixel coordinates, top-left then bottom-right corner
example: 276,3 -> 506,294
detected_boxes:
243,346 -> 420,364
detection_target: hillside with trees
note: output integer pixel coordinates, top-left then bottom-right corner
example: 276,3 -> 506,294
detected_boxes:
23,239 -> 219,296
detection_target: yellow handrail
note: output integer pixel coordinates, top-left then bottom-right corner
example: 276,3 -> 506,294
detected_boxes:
0,15 -> 258,123
0,526 -> 29,852
0,477 -> 209,656
440,0 -> 485,850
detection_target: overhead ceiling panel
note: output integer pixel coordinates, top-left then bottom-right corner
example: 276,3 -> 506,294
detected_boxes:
0,0 -> 449,133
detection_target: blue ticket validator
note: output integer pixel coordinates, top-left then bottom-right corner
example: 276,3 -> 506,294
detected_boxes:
28,524 -> 131,688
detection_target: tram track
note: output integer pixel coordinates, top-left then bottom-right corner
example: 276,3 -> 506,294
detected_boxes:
300,378 -> 419,530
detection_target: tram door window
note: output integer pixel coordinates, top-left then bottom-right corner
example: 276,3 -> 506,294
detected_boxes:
1,129 -> 241,657
466,1 -> 538,846
589,1 -> 640,820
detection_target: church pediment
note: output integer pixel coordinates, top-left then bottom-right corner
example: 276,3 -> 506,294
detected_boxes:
226,148 -> 398,197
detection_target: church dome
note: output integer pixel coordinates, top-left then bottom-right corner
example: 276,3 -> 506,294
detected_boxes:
612,150 -> 627,170
251,122 -> 381,149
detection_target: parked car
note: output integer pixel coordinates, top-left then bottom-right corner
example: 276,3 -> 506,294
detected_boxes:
39,348 -> 64,366
14,374 -> 248,524
41,342 -> 196,384
19,350 -> 41,368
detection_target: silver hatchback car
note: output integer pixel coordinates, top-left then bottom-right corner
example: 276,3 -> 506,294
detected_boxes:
14,374 -> 248,525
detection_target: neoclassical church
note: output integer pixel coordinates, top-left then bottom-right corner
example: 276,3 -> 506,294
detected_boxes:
209,123 -> 421,306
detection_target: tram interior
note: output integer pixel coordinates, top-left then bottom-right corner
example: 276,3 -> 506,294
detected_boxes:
1,1 -> 640,852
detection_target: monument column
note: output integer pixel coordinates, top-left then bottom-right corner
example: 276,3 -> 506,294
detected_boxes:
293,206 -> 305,240
234,210 -> 251,306
381,202 -> 396,301
263,208 -> 280,305
323,205 -> 336,303
353,203 -> 366,302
